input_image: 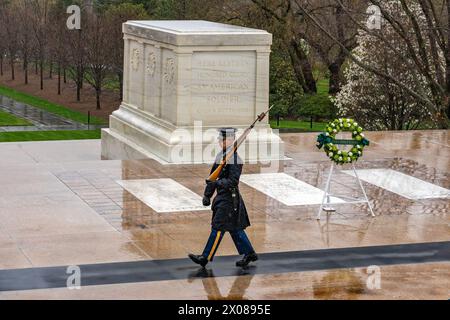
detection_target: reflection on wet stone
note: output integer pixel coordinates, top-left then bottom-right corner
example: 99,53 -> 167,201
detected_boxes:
313,269 -> 367,299
51,151 -> 450,258
188,268 -> 255,300
0,130 -> 448,299
47,131 -> 450,265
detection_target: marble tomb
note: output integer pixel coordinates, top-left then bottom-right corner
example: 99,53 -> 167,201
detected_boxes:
101,20 -> 284,164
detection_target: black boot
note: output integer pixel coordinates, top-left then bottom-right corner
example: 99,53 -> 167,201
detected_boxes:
188,254 -> 208,267
236,253 -> 258,267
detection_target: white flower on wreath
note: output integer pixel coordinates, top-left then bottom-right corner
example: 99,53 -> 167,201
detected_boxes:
348,152 -> 353,156
338,150 -> 342,154
325,132 -> 329,136
339,157 -> 343,161
329,152 -> 333,157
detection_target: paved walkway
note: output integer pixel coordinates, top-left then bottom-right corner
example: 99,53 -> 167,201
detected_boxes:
0,130 -> 448,299
1,241 -> 448,292
0,95 -> 105,131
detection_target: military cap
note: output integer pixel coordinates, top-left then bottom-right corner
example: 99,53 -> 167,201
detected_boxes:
218,127 -> 237,139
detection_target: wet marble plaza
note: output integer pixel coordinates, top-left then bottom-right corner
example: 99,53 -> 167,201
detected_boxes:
0,130 -> 448,299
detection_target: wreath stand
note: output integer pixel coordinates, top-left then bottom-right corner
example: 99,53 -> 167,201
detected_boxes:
316,162 -> 375,220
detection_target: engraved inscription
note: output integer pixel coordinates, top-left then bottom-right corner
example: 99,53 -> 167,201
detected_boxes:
191,51 -> 256,118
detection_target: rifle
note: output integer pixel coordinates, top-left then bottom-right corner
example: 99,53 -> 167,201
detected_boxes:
207,104 -> 274,182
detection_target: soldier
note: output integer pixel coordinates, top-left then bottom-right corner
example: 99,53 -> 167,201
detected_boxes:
188,127 -> 258,268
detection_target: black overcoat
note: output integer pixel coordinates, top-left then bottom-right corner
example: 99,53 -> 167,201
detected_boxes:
204,152 -> 250,232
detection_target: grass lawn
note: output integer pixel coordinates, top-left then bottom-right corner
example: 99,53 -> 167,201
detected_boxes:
270,119 -> 327,132
270,78 -> 331,132
0,129 -> 101,142
0,110 -> 33,126
316,78 -> 329,95
0,85 -> 106,125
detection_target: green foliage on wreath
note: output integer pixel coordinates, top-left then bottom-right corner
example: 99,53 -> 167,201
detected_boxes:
317,118 -> 369,165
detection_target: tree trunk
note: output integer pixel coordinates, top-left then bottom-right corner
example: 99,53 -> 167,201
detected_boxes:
437,108 -> 449,129
40,60 -> 43,90
328,62 -> 343,95
443,1 -> 450,126
80,66 -> 84,89
57,62 -> 61,95
49,61 -> 53,79
289,39 -> 317,94
96,88 -> 101,110
328,51 -> 346,95
328,63 -> 340,95
77,83 -> 81,101
1,55 -> 4,76
24,53 -> 28,85
76,65 -> 82,101
447,100 -> 450,120
288,48 -> 308,94
10,57 -> 14,80
118,72 -> 123,100
35,59 -> 38,75
63,68 -> 66,83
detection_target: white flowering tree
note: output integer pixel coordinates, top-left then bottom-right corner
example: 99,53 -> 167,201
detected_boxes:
297,0 -> 450,129
334,0 -> 435,130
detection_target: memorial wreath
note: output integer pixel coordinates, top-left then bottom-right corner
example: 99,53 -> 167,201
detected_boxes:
316,118 -> 370,165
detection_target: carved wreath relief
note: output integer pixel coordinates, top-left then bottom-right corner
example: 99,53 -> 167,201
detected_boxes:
163,58 -> 175,84
131,48 -> 140,71
146,52 -> 156,77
